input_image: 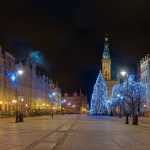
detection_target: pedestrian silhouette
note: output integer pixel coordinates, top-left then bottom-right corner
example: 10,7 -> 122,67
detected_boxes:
16,110 -> 19,122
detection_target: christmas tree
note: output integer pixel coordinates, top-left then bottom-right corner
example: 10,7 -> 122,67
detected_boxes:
90,70 -> 108,115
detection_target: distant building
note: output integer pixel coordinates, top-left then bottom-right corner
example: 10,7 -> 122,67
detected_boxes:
62,90 -> 88,114
101,35 -> 118,98
140,54 -> 150,111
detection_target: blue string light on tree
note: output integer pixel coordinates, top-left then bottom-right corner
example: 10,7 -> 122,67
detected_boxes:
90,70 -> 108,115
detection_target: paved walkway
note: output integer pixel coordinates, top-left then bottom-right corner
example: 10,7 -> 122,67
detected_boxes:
1,115 -> 150,150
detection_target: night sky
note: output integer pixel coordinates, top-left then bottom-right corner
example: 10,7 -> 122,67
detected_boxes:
0,0 -> 150,100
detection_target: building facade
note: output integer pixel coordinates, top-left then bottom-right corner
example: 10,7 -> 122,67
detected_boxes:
140,54 -> 150,111
4,51 -> 16,113
62,90 -> 88,114
101,35 -> 118,98
0,48 -> 4,111
0,49 -> 61,116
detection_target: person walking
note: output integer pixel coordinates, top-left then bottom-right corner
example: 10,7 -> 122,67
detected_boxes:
16,110 -> 19,122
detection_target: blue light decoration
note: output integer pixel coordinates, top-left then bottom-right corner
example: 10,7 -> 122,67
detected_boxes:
10,74 -> 16,82
48,93 -> 52,99
111,75 -> 146,115
120,96 -> 124,100
105,100 -> 112,110
90,70 -> 108,115
29,51 -> 44,65
7,71 -> 18,87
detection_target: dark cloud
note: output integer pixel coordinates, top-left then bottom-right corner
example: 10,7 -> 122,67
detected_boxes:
0,0 -> 150,100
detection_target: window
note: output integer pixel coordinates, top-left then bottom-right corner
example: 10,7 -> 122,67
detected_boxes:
9,61 -> 11,67
0,65 -> 2,73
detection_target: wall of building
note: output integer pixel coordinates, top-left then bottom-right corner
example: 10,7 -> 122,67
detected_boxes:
106,80 -> 118,98
62,92 -> 88,114
140,54 -> 150,111
0,50 -> 61,116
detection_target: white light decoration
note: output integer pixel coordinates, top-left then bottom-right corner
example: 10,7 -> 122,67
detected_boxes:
72,105 -> 76,108
12,100 -> 17,104
117,94 -> 120,97
90,70 -> 108,115
67,102 -> 71,106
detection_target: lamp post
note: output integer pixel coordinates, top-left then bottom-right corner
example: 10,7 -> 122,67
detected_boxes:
61,99 -> 66,116
16,69 -> 24,112
72,105 -> 76,114
51,92 -> 56,117
120,71 -> 129,124
143,104 -> 146,116
10,69 -> 24,122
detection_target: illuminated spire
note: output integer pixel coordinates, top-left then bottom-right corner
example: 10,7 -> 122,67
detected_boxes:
103,34 -> 110,59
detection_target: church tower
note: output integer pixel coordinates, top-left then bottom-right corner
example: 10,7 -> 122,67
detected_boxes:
102,35 -> 111,81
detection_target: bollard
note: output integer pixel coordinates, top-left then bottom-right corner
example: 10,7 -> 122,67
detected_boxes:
125,114 -> 129,124
132,115 -> 138,125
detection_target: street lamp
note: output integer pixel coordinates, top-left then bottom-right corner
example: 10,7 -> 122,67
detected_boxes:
16,69 -> 24,112
61,99 -> 67,115
143,104 -> 147,114
50,92 -> 56,117
121,71 -> 126,76
52,92 -> 56,96
17,69 -> 24,75
120,70 -> 129,124
10,69 -> 24,122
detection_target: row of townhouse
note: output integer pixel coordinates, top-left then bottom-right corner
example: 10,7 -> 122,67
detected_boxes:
140,54 -> 150,111
0,48 -> 61,116
62,91 -> 88,114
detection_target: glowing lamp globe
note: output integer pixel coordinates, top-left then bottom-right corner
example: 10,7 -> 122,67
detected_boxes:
17,70 -> 23,75
121,71 -> 126,76
52,92 -> 56,96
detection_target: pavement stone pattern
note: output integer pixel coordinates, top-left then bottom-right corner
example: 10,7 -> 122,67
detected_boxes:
1,115 -> 150,150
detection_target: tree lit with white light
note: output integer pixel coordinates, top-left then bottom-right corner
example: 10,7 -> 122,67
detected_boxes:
90,70 -> 108,115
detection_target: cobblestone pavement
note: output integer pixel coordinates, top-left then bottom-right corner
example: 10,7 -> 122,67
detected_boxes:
1,115 -> 150,150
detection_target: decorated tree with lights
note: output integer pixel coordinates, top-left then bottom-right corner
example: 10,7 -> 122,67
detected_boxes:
90,70 -> 108,115
124,78 -> 146,115
111,74 -> 146,125
111,84 -> 126,116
